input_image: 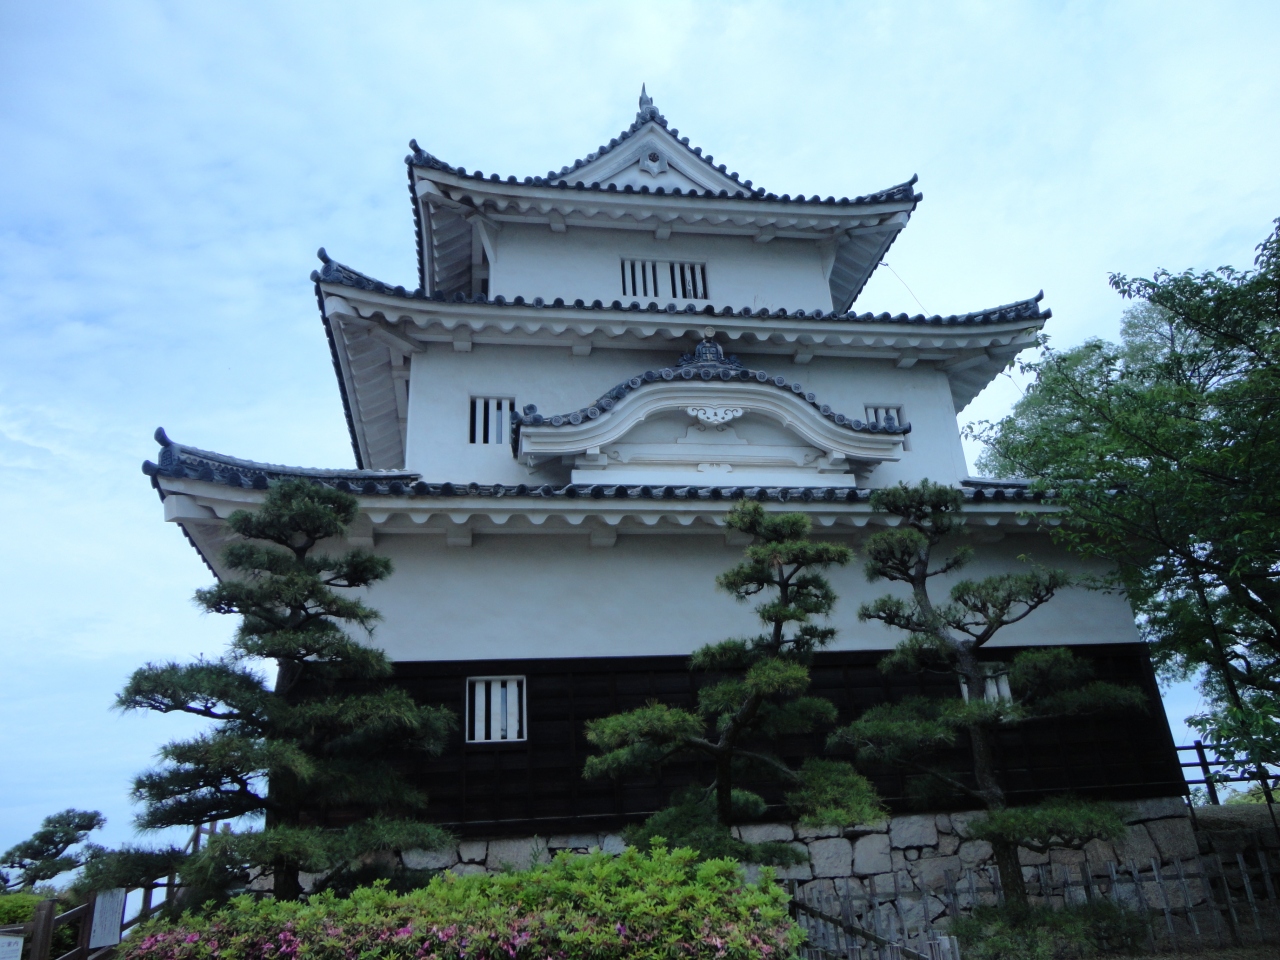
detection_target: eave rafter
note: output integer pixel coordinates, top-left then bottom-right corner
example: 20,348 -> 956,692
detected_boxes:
157,475 -> 1057,538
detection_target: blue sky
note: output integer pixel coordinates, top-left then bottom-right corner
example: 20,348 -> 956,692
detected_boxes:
2,1 -> 1277,855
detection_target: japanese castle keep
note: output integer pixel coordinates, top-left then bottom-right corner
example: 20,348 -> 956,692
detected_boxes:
144,89 -> 1185,854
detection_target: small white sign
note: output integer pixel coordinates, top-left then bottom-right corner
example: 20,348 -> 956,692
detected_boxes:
0,934 -> 24,960
89,888 -> 128,949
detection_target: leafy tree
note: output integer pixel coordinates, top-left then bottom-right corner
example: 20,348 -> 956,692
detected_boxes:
829,481 -> 1147,902
117,480 -> 454,899
970,220 -> 1280,791
584,500 -> 881,855
2,809 -> 104,891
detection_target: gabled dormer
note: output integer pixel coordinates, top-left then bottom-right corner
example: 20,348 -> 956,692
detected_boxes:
407,87 -> 920,314
564,86 -> 746,195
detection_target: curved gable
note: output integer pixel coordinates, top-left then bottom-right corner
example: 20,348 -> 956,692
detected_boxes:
515,339 -> 908,485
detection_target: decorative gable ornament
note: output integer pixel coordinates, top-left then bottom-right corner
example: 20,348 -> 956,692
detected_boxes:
639,150 -> 669,177
686,406 -> 744,425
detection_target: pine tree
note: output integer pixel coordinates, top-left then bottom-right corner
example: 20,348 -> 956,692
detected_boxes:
829,481 -> 1147,903
118,480 -> 454,899
584,500 -> 881,854
1,810 -> 104,891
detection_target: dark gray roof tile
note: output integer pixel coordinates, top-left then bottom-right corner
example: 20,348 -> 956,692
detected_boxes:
311,251 -> 1050,328
144,429 -> 1043,505
405,87 -> 921,210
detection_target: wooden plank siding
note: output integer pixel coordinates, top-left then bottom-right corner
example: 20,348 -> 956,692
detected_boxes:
325,643 -> 1183,837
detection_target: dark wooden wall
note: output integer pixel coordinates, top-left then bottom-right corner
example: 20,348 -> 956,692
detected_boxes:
390,643 -> 1183,837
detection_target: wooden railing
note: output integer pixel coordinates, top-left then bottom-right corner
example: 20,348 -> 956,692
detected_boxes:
1178,739 -> 1277,806
0,822 -> 227,960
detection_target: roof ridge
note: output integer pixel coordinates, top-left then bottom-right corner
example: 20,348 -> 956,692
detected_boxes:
405,89 -> 921,208
311,252 -> 1049,327
407,138 -> 920,207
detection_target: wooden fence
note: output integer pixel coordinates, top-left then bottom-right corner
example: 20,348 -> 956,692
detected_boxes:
0,823 -> 227,960
1178,739 -> 1278,808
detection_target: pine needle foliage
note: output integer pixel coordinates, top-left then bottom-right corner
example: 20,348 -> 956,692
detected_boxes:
116,479 -> 455,900
584,500 -> 881,853
1,809 -> 105,891
829,481 -> 1147,903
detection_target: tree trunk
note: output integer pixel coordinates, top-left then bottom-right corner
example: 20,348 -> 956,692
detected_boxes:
991,836 -> 1027,906
955,648 -> 1030,904
273,855 -> 302,901
714,753 -> 734,825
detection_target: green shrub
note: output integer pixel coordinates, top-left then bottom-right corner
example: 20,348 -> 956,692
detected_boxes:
0,893 -> 80,954
952,900 -> 1147,960
121,846 -> 800,960
0,892 -> 44,925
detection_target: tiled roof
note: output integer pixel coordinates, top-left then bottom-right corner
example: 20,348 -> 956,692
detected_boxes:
513,338 -> 910,440
312,252 -> 1049,327
143,429 -> 1040,504
406,87 -> 920,210
408,141 -> 919,208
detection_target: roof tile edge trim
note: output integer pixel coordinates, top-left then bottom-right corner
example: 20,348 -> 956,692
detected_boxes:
311,252 -> 1049,328
142,429 -> 1043,505
404,88 -> 921,209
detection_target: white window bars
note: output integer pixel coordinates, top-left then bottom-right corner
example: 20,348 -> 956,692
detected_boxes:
959,664 -> 1012,704
466,676 -> 526,743
865,405 -> 904,429
621,259 -> 709,301
470,397 -> 515,445
865,404 -> 909,449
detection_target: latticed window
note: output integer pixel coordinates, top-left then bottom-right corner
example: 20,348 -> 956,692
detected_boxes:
865,404 -> 908,449
466,676 -> 526,743
621,259 -> 708,300
470,397 -> 514,445
864,405 -> 904,429
959,664 -> 1011,703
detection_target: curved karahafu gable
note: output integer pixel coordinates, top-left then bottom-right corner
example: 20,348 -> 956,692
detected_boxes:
513,339 -> 909,485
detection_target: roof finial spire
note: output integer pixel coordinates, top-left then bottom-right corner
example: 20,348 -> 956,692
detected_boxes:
635,83 -> 663,124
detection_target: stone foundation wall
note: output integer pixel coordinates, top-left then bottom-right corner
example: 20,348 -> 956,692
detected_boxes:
398,797 -> 1196,898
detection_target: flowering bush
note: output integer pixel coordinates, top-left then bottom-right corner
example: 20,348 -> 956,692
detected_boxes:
122,846 -> 800,960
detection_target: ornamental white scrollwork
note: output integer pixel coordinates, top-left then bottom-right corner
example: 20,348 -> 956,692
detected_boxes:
686,405 -> 744,425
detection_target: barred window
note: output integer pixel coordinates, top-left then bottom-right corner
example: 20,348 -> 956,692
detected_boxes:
865,404 -> 909,449
470,397 -> 514,445
466,676 -> 526,743
621,259 -> 708,300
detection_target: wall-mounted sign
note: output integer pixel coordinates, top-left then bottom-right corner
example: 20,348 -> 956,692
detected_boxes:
89,888 -> 128,948
0,934 -> 24,960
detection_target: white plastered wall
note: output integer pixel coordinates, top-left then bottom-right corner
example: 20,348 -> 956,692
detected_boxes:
405,346 -> 970,487
358,529 -> 1139,663
487,223 -> 834,314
